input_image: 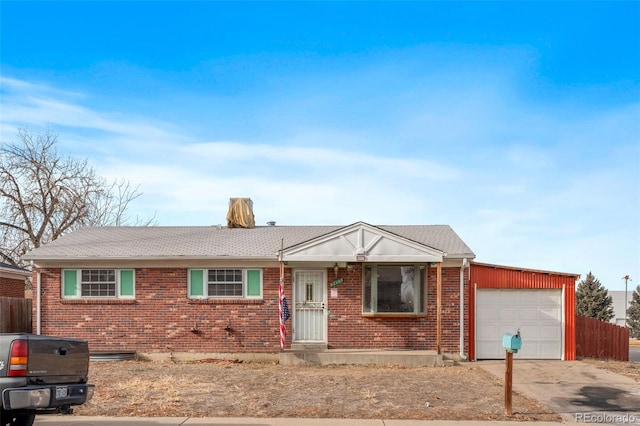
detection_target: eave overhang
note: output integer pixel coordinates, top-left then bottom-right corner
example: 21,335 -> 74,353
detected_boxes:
0,266 -> 31,280
28,255 -> 280,269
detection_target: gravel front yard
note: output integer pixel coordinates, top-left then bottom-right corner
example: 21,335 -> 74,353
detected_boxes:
74,359 -> 560,421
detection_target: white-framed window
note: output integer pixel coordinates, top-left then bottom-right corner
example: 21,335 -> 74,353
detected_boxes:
188,268 -> 262,299
363,264 -> 426,314
62,269 -> 135,299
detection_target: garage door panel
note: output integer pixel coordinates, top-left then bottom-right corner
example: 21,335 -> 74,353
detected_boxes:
520,307 -> 539,321
538,293 -> 562,306
477,307 -> 499,321
540,342 -> 562,359
539,325 -> 562,340
476,289 -> 562,360
519,294 -> 542,306
500,292 -> 521,304
477,324 -> 500,339
539,307 -> 562,321
499,307 -> 520,321
476,342 -> 501,359
516,342 -> 538,358
523,342 -> 560,359
518,324 -> 541,339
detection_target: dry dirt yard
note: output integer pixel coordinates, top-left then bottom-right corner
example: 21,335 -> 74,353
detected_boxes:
582,357 -> 640,382
74,359 -> 560,421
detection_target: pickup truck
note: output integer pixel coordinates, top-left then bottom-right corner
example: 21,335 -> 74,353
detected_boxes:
0,334 -> 95,426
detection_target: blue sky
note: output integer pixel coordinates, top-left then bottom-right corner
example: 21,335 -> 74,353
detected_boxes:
1,1 -> 639,291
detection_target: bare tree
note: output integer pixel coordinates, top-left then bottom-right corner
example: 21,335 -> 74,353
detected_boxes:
0,129 -> 155,266
83,179 -> 151,227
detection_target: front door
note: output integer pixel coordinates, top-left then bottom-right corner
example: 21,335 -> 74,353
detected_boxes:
293,270 -> 327,343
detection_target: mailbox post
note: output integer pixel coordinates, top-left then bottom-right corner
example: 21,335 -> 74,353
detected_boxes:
502,331 -> 522,416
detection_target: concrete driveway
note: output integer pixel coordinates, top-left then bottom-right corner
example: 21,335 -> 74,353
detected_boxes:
478,360 -> 640,424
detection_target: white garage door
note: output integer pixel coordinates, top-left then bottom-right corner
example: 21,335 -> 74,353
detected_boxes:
476,289 -> 563,359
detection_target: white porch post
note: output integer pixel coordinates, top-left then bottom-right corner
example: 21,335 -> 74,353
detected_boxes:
436,261 -> 442,355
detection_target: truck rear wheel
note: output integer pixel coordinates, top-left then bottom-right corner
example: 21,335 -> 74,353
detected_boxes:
0,409 -> 35,426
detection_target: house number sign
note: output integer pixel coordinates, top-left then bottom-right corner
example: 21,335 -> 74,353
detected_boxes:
330,278 -> 344,287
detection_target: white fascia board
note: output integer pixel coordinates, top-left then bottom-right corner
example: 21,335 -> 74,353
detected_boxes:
283,254 -> 443,263
444,253 -> 476,261
365,254 -> 443,262
0,270 -> 31,280
32,256 -> 280,269
30,255 -> 277,261
441,258 -> 469,267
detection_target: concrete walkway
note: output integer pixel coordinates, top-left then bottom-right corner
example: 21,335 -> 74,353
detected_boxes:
34,418 -> 568,426
477,360 -> 640,424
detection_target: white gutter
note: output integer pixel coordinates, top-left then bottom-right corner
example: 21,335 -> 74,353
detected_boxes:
459,258 -> 468,360
0,266 -> 31,280
561,285 -> 566,361
33,261 -> 41,335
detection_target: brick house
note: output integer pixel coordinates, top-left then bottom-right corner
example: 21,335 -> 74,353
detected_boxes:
22,218 -> 476,360
0,262 -> 31,298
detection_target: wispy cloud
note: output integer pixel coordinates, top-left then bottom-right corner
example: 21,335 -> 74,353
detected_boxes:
1,71 -> 638,290
0,76 -> 188,148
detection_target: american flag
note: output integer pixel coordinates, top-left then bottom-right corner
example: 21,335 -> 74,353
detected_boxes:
282,295 -> 290,321
278,263 -> 288,350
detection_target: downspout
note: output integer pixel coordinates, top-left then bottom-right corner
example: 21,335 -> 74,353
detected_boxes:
459,258 -> 468,360
33,261 -> 41,335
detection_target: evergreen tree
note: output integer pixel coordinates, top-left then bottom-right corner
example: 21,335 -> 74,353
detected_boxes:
576,271 -> 614,322
627,285 -> 640,339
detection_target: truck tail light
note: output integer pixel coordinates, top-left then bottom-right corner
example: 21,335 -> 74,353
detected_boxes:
9,339 -> 28,377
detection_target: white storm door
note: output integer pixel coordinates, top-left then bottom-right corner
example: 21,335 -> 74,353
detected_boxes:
293,270 -> 327,343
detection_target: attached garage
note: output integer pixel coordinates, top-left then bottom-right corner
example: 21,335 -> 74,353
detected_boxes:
476,289 -> 562,359
469,263 -> 578,360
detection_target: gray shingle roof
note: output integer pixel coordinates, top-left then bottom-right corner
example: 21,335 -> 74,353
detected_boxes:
22,223 -> 475,261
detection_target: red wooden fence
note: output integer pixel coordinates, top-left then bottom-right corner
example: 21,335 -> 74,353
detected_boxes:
0,296 -> 32,333
575,315 -> 629,361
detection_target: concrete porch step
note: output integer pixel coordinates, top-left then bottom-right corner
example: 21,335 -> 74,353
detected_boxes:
279,349 -> 446,367
442,353 -> 459,366
290,343 -> 328,351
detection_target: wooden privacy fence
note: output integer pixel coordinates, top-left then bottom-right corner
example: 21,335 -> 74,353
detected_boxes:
0,296 -> 32,333
576,314 -> 629,361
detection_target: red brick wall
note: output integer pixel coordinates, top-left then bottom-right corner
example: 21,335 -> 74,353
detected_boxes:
34,264 -> 468,354
327,264 -> 468,353
0,276 -> 26,298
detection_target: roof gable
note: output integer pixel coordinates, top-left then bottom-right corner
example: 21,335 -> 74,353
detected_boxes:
282,222 -> 443,263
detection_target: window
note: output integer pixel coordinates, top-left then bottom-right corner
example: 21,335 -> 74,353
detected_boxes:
189,268 -> 262,299
62,269 -> 135,299
208,269 -> 243,297
81,269 -> 116,297
363,265 -> 426,314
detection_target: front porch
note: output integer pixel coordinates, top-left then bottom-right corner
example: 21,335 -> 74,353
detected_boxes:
279,348 -> 451,367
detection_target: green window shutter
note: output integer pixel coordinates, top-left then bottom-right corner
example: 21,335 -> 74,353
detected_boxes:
63,270 -> 78,297
119,270 -> 135,297
246,269 -> 262,297
189,269 -> 205,297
